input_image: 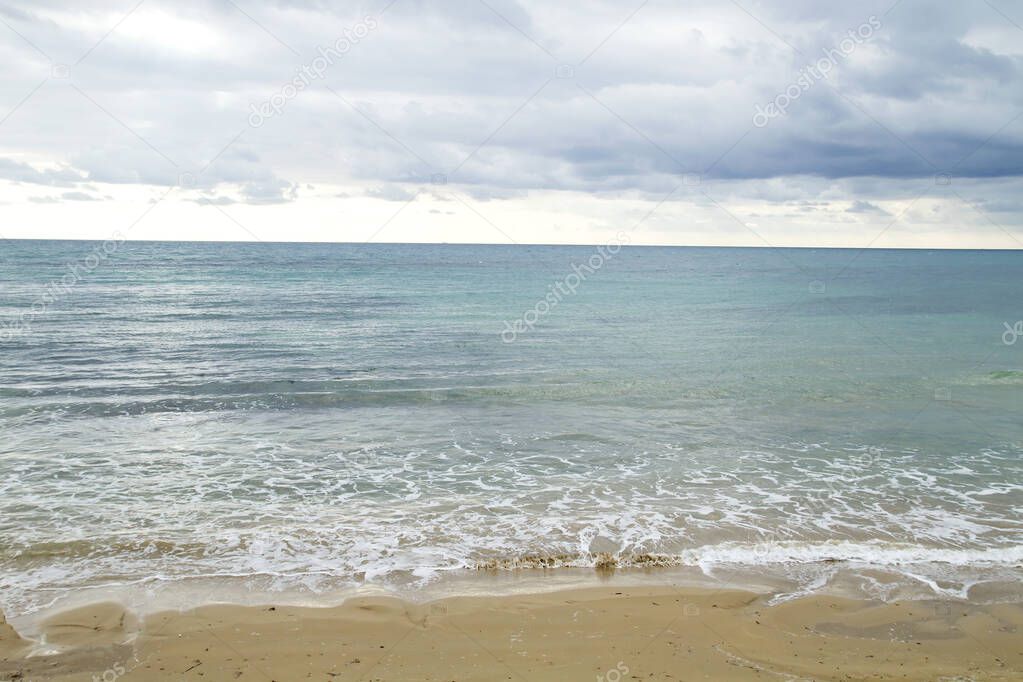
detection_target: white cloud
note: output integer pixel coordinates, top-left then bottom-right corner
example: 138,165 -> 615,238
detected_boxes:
0,0 -> 1021,246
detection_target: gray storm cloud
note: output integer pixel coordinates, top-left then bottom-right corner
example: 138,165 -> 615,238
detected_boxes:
0,0 -> 1021,220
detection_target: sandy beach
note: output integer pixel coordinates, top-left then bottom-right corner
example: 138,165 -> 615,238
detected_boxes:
2,585 -> 1020,681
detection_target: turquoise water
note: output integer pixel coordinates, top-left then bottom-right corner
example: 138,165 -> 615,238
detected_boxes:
1,241 -> 1021,618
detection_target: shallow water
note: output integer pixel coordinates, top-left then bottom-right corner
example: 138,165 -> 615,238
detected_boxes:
1,241 -> 1020,620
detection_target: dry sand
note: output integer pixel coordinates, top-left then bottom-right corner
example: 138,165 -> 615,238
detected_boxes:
2,585 -> 1021,681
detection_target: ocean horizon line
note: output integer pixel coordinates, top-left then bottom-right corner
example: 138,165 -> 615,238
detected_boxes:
3,237 -> 1022,252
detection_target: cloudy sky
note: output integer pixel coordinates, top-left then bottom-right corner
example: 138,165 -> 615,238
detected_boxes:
1,0 -> 1022,246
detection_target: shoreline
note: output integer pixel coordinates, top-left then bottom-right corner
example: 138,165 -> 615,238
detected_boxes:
2,584 -> 1021,681
6,560 -> 1023,641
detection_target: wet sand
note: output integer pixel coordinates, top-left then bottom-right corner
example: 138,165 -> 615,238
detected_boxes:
2,585 -> 1021,681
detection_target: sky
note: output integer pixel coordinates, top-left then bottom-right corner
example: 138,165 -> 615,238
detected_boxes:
1,0 -> 1022,247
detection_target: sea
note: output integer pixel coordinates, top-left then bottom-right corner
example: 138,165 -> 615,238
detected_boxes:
1,240 -> 1021,629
